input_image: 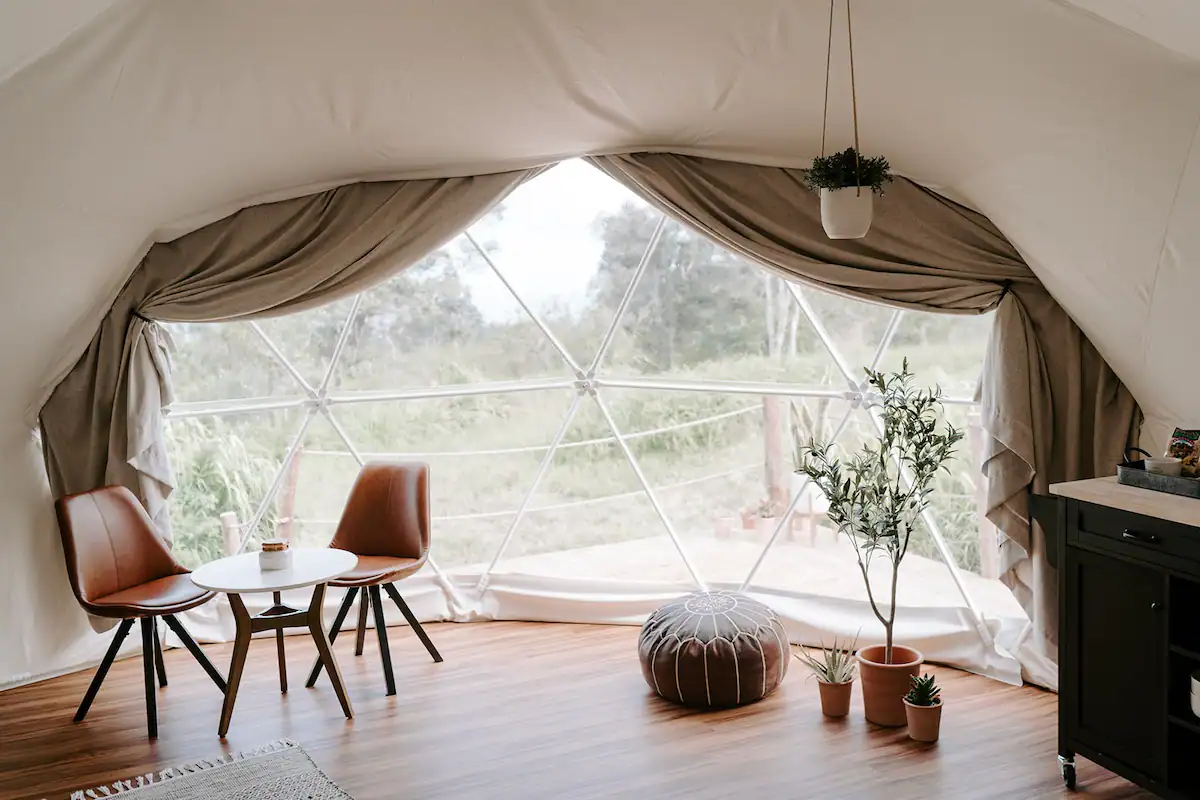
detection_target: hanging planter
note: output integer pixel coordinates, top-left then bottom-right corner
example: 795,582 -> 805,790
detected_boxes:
805,148 -> 891,239
807,0 -> 892,240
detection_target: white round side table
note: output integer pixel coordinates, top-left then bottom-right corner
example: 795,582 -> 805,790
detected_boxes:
192,548 -> 357,737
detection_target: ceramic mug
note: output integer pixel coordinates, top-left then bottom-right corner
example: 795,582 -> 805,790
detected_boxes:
1145,456 -> 1183,477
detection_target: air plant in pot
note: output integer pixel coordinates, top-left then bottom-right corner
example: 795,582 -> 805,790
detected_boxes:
794,361 -> 963,726
795,636 -> 859,718
903,673 -> 943,742
803,147 -> 893,239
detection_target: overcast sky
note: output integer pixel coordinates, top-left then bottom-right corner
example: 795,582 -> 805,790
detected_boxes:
466,159 -> 639,322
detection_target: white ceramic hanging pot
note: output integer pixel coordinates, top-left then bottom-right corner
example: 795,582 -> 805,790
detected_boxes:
820,186 -> 874,239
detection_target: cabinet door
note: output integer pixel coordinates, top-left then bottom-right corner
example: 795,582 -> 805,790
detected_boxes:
1064,545 -> 1166,778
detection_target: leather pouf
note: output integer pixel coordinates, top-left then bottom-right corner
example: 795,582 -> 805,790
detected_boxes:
638,590 -> 789,708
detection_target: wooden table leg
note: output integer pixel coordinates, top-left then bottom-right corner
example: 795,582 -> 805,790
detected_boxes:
218,593 -> 252,738
273,591 -> 287,693
307,583 -> 354,719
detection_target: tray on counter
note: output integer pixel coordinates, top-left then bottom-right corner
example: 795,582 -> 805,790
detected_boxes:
1118,448 -> 1200,499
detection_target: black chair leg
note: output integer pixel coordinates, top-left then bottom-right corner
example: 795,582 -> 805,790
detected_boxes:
75,618 -> 134,722
355,588 -> 370,656
140,617 -> 157,738
383,582 -> 443,663
161,614 -> 228,693
153,618 -> 168,688
370,585 -> 396,696
306,587 -> 359,687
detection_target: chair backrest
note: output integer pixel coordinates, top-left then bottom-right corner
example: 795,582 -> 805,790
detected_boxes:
55,486 -> 187,608
330,462 -> 430,559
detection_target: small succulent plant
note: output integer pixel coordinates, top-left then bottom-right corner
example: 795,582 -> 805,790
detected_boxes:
904,673 -> 942,707
795,636 -> 858,684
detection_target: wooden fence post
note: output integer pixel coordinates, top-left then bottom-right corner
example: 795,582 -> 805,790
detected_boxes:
276,444 -> 304,543
220,511 -> 240,557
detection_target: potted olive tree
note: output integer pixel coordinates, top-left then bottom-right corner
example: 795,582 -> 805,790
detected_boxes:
803,147 -> 893,239
794,362 -> 962,726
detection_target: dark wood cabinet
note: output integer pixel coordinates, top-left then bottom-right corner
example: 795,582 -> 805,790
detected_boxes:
1045,484 -> 1200,798
1062,546 -> 1165,779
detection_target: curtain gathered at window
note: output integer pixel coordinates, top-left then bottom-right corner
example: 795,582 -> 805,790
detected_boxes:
590,152 -> 1139,687
38,170 -> 539,631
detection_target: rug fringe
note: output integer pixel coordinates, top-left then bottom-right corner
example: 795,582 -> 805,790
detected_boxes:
68,739 -> 297,799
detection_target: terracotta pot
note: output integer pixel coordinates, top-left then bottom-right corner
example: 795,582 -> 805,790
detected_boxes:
904,699 -> 943,742
856,644 -> 923,727
755,516 -> 778,539
817,680 -> 853,718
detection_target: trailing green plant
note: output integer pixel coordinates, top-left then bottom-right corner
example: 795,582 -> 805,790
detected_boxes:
803,147 -> 893,195
904,673 -> 942,707
795,636 -> 859,684
794,360 -> 964,663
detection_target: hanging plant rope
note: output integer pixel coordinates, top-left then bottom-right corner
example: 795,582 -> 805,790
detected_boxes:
806,0 -> 891,201
820,0 -> 861,194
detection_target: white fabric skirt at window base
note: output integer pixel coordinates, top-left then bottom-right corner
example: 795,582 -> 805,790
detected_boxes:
168,571 -> 1026,688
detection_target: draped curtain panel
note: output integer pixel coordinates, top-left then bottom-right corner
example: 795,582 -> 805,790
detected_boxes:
38,170 -> 537,575
591,153 -> 1139,682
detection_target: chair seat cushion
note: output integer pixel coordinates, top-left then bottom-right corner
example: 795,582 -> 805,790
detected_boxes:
638,590 -> 790,708
88,574 -> 214,618
330,555 -> 423,587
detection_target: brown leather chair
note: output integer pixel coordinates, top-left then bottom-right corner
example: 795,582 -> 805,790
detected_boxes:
305,462 -> 442,696
56,486 -> 227,738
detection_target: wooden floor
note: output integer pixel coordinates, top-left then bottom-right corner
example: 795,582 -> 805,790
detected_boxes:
0,622 -> 1149,800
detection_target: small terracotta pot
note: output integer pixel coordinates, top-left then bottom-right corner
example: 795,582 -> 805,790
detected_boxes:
856,644 -> 923,727
904,699 -> 942,742
817,680 -> 853,718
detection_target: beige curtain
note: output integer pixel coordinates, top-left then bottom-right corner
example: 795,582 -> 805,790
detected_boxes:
591,153 -> 1139,679
39,171 -> 537,556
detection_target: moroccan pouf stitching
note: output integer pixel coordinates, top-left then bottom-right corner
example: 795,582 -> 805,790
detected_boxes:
638,590 -> 789,708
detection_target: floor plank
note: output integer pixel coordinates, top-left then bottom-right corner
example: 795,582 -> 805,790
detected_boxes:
0,622 -> 1149,800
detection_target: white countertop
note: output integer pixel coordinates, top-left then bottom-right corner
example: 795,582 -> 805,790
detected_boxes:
1050,476 -> 1200,528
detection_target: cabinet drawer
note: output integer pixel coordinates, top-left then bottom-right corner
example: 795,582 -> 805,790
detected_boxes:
1075,502 -> 1200,566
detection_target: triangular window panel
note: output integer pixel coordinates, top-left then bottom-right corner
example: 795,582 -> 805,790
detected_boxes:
745,398 -> 1024,621
278,410 -> 361,551
255,294 -> 360,392
874,310 -> 992,399
596,226 -> 849,388
463,160 -> 658,372
325,389 -> 581,571
793,287 -> 900,384
166,321 -> 301,404
329,236 -> 571,393
164,406 -> 307,568
486,396 -> 698,587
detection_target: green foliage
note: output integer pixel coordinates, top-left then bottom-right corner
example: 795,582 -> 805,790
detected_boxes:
794,361 -> 964,660
588,203 -> 786,371
803,147 -> 893,194
904,673 -> 942,707
165,417 -> 283,568
795,636 -> 859,684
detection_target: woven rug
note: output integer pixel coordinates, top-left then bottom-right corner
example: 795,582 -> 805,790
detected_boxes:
67,739 -> 352,799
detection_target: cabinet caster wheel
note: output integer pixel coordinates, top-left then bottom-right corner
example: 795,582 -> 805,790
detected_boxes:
1062,763 -> 1076,791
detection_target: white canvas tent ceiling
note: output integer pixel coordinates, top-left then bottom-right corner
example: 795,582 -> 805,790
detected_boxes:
1,0 -> 1199,689
2,0 -> 1199,455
